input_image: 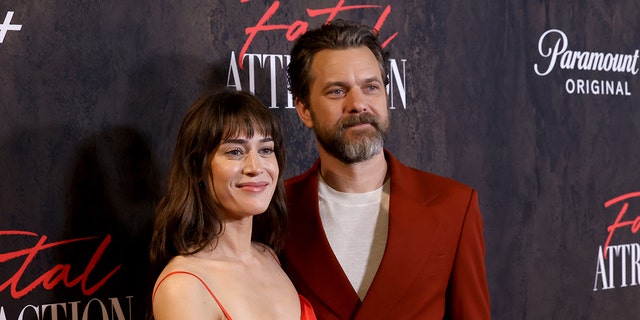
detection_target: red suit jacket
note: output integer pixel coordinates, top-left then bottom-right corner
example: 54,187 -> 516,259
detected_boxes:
282,151 -> 491,319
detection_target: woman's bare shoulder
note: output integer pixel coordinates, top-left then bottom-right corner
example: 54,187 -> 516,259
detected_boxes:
152,258 -> 225,320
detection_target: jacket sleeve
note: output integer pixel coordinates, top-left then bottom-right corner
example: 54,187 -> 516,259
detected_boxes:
445,189 -> 491,319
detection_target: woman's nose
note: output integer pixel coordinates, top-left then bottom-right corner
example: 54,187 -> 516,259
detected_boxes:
242,151 -> 264,176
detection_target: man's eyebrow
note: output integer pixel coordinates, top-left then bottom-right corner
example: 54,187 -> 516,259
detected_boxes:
320,77 -> 383,91
320,81 -> 349,91
359,77 -> 384,85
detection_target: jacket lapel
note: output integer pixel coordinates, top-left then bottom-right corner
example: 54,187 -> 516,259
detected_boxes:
355,152 -> 442,319
284,162 -> 360,319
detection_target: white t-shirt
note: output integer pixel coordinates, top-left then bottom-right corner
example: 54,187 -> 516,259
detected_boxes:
318,174 -> 390,300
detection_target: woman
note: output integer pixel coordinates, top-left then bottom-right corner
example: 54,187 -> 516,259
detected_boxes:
150,90 -> 315,319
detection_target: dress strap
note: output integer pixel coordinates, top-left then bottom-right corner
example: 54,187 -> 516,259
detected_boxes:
153,271 -> 232,320
254,243 -> 317,319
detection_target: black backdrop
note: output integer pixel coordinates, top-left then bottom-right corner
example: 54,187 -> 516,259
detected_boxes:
1,1 -> 639,319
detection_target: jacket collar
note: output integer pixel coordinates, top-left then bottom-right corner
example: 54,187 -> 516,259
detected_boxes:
285,150 -> 443,318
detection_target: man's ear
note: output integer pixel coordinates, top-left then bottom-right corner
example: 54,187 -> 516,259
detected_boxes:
295,98 -> 314,129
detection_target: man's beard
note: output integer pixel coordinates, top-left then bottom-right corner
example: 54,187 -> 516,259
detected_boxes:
311,111 -> 389,164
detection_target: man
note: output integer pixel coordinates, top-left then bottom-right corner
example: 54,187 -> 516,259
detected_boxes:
282,20 -> 490,319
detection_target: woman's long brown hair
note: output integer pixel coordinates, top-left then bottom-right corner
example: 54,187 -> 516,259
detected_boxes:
149,90 -> 287,270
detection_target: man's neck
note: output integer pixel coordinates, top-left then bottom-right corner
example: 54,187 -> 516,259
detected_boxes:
318,148 -> 388,193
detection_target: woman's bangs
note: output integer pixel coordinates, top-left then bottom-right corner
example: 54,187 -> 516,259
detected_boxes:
220,110 -> 274,141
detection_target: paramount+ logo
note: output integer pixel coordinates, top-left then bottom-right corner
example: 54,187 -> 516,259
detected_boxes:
533,29 -> 639,96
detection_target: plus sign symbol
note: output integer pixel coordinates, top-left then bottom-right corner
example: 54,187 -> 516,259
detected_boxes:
0,11 -> 22,43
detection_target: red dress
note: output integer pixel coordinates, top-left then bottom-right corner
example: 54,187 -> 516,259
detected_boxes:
154,271 -> 317,320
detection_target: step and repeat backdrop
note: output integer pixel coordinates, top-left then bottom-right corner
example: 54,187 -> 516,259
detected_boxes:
1,1 -> 639,319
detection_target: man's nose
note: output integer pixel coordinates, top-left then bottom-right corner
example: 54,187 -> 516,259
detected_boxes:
346,89 -> 369,114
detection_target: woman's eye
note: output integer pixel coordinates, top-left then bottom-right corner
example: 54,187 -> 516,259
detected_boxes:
260,147 -> 275,155
226,148 -> 243,156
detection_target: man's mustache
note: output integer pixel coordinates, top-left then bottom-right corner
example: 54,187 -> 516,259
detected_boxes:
338,114 -> 380,130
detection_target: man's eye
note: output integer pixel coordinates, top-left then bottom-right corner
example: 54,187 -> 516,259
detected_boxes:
327,89 -> 345,96
365,84 -> 380,93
